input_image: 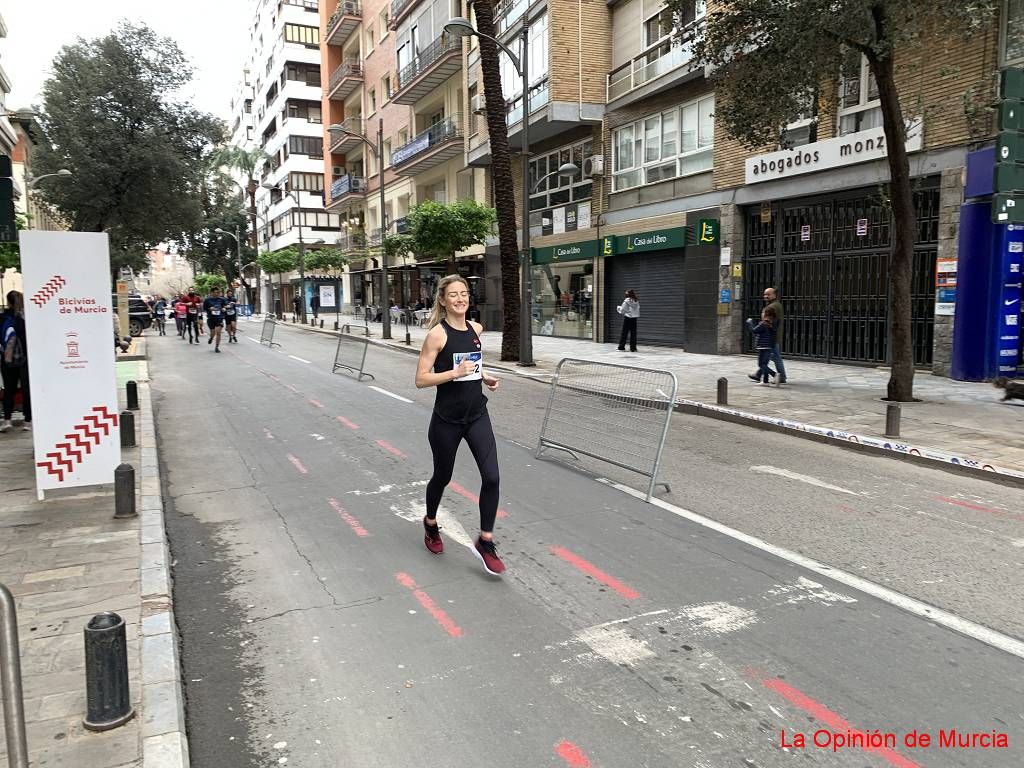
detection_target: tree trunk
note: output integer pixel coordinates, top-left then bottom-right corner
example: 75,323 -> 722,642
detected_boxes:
474,0 -> 521,361
247,179 -> 262,313
869,39 -> 916,402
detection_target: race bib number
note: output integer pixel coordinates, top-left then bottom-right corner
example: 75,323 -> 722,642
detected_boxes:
211,309 -> 221,316
188,307 -> 197,314
226,308 -> 235,316
453,351 -> 483,381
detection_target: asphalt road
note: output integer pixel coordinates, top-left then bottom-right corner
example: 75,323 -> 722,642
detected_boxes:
151,320 -> 1024,768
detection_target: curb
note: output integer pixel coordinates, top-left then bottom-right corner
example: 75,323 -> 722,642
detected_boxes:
137,380 -> 190,768
275,317 -> 1024,486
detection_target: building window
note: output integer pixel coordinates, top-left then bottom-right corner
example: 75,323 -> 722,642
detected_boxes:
379,9 -> 390,37
368,88 -> 377,114
286,100 -> 322,123
501,12 -> 549,101
644,1 -> 705,48
366,26 -> 375,54
1005,0 -> 1024,64
528,138 -> 595,232
383,139 -> 392,167
285,62 -> 321,86
780,89 -> 818,148
289,172 -> 325,192
284,23 -> 320,48
837,52 -> 881,135
382,74 -> 392,100
288,135 -> 324,159
612,94 -> 714,192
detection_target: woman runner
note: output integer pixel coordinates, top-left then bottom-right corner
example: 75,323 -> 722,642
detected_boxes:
415,275 -> 505,575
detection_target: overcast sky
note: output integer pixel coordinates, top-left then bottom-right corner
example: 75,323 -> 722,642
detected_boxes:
2,0 -> 253,121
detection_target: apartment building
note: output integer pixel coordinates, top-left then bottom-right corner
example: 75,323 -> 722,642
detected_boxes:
230,0 -> 342,315
322,0 -> 486,314
11,111 -> 67,232
0,13 -> 14,161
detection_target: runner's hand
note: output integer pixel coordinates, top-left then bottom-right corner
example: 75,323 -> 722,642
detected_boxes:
453,359 -> 476,379
483,375 -> 500,392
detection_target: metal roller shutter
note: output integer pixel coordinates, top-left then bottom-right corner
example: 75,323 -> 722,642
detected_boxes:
605,252 -> 687,348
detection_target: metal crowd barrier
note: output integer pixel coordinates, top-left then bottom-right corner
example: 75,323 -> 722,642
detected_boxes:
259,316 -> 280,347
536,358 -> 677,501
1,582 -> 29,768
332,333 -> 374,381
340,322 -> 371,337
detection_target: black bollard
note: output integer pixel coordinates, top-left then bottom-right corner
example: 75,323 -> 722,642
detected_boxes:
319,319 -> 324,328
119,411 -> 135,448
333,320 -> 339,331
717,377 -> 728,405
885,402 -> 901,437
113,464 -> 136,519
83,612 -> 135,731
126,380 -> 138,410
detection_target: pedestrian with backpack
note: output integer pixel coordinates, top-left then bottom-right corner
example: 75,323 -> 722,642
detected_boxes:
0,290 -> 31,432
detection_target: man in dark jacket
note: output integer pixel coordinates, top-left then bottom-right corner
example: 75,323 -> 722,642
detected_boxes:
0,291 -> 31,432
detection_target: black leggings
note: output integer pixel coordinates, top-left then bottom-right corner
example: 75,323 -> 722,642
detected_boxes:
185,315 -> 198,340
618,317 -> 637,350
426,411 -> 500,533
1,365 -> 31,421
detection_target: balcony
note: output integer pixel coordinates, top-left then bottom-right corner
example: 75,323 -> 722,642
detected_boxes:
394,216 -> 410,234
389,0 -> 416,28
337,232 -> 368,252
392,115 -> 463,176
329,174 -> 368,206
325,1 -> 362,46
329,117 -> 366,153
505,78 -> 549,130
392,33 -> 461,105
328,60 -> 363,101
606,30 -> 703,110
494,0 -> 529,36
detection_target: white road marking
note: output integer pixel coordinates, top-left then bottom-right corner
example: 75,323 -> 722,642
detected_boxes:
587,609 -> 669,630
599,477 -> 1024,661
764,577 -> 857,606
246,336 -> 260,343
369,385 -> 413,403
390,500 -> 474,550
749,465 -> 860,496
679,602 -> 758,635
288,354 -> 311,364
347,480 -> 428,496
574,625 -> 656,667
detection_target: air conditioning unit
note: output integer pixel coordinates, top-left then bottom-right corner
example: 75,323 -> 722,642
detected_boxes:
351,177 -> 368,192
471,94 -> 487,115
332,166 -> 344,177
583,154 -> 604,177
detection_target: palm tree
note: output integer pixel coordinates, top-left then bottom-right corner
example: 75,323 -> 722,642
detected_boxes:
472,0 -> 522,362
210,145 -> 271,311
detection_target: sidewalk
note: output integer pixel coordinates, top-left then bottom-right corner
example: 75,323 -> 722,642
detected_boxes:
0,346 -> 186,768
269,312 -> 1024,480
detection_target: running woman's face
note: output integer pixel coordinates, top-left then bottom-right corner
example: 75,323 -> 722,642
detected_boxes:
442,283 -> 470,314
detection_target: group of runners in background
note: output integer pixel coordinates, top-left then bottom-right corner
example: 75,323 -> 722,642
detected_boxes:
148,288 -> 239,352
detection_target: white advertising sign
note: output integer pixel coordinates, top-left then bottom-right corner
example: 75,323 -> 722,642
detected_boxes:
319,285 -> 336,308
19,232 -> 120,498
745,120 -> 923,185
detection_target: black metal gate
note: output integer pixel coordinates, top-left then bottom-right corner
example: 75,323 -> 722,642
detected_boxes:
743,182 -> 938,366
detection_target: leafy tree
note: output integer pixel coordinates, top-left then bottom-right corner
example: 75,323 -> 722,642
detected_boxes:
0,213 -> 27,276
407,199 -> 496,273
676,0 -> 995,401
382,233 -> 416,262
304,247 -> 348,273
467,2 -> 523,361
31,21 -> 222,281
210,145 -> 270,309
193,273 -> 228,294
258,247 -> 298,314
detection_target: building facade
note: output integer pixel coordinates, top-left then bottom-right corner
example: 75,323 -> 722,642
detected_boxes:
312,0 -> 1015,377
11,111 -> 67,233
230,0 -> 343,315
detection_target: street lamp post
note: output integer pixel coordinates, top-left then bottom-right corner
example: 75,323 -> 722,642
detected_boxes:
445,17 -> 533,364
213,227 -> 247,307
263,181 -> 307,323
25,169 -> 72,230
328,118 -> 391,339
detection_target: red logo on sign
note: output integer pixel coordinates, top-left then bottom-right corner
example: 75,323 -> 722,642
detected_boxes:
36,406 -> 119,481
31,275 -> 67,307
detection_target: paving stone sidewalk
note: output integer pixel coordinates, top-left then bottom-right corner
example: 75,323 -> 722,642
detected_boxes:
0,351 -> 185,768
270,313 -> 1024,475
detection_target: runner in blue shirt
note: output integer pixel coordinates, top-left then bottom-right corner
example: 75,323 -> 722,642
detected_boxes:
224,294 -> 238,343
202,287 -> 229,353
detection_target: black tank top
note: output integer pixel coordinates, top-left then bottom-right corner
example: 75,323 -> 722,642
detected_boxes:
432,320 -> 488,424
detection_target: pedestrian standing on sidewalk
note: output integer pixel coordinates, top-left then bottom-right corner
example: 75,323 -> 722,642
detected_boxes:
414,274 -> 505,575
311,292 -> 320,320
0,291 -> 31,432
292,293 -> 302,320
616,289 -> 640,352
746,306 -> 779,386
